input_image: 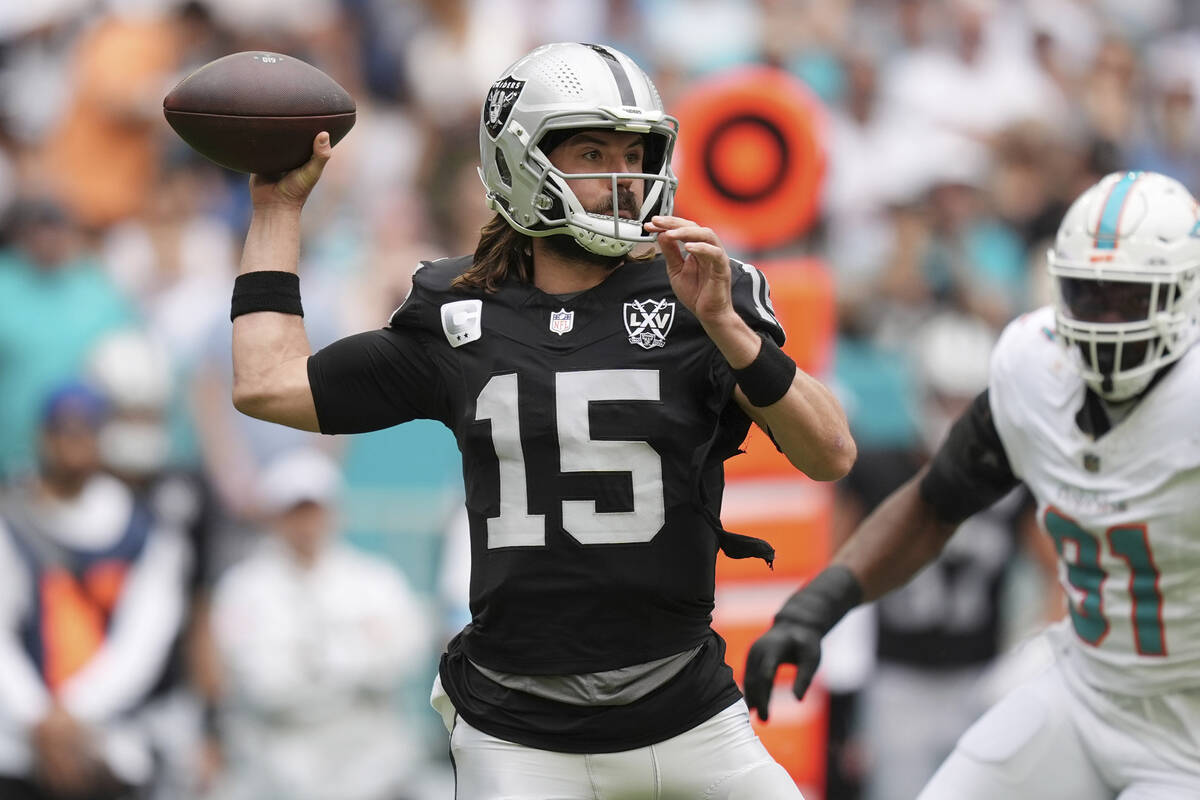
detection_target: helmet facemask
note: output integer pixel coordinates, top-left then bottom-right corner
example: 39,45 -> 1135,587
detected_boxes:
536,125 -> 675,254
489,115 -> 678,257
478,43 -> 679,258
1047,171 -> 1200,403
1050,264 -> 1200,401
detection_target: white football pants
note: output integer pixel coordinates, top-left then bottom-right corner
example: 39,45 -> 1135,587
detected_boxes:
432,677 -> 803,800
918,645 -> 1200,800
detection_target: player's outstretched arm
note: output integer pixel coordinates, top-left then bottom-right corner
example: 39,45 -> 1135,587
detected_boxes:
743,468 -> 958,721
232,133 -> 332,431
647,215 -> 855,481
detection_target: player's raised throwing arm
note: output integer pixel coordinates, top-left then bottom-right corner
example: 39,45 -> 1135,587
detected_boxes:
743,390 -> 1022,721
647,215 -> 856,481
231,133 -> 332,431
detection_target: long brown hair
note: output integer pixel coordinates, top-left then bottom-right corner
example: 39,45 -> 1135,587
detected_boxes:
452,213 -> 659,293
452,214 -> 533,293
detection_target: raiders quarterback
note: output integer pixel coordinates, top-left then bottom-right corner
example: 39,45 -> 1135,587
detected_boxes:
746,170 -> 1200,799
229,43 -> 854,798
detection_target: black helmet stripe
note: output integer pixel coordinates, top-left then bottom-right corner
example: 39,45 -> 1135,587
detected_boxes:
584,43 -> 636,106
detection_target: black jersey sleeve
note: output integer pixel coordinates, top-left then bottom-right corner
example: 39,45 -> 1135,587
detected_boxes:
918,390 -> 1021,525
712,262 -> 788,452
307,327 -> 449,434
728,261 -> 786,346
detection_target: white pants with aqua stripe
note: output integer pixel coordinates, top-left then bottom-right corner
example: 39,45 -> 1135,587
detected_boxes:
919,630 -> 1200,800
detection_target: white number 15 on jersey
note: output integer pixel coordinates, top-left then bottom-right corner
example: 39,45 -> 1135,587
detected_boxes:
475,369 -> 665,548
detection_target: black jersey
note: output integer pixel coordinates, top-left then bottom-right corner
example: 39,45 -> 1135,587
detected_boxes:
308,253 -> 784,750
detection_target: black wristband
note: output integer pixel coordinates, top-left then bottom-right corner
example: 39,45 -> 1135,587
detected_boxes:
231,271 -> 303,320
732,336 -> 797,407
775,564 -> 863,634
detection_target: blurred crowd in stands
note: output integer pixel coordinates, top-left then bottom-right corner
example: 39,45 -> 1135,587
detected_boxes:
0,0 -> 1197,798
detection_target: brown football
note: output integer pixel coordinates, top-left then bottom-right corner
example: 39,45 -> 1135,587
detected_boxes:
163,51 -> 355,175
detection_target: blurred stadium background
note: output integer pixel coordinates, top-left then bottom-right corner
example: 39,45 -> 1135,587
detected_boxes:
0,0 -> 1195,798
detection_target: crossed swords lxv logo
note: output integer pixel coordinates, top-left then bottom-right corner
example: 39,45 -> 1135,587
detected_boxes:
624,298 -> 675,349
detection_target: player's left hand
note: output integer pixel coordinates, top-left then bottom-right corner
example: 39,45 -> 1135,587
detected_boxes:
745,566 -> 864,721
743,616 -> 824,723
647,215 -> 737,328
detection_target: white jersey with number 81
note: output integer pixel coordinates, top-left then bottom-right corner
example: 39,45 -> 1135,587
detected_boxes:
989,306 -> 1200,696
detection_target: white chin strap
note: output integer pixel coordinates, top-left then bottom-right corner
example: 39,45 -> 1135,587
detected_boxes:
1088,370 -> 1152,403
568,227 -> 635,257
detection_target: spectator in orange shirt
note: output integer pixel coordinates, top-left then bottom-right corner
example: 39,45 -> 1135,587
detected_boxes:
36,2 -> 225,231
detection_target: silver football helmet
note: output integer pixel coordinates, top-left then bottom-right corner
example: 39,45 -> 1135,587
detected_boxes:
1048,170 -> 1200,401
478,42 -> 678,257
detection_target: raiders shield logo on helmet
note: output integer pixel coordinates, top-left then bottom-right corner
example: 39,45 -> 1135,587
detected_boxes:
624,299 -> 675,349
484,77 -> 525,139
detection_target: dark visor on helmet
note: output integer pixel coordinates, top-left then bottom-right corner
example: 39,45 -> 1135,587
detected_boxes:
1058,278 -> 1168,323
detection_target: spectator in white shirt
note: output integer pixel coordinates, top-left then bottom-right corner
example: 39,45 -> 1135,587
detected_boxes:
0,382 -> 191,800
210,448 -> 432,800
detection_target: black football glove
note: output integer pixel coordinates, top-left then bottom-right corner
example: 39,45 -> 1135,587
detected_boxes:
743,565 -> 863,722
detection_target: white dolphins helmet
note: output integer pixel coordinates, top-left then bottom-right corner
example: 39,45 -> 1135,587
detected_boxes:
478,42 -> 678,257
1047,170 -> 1200,401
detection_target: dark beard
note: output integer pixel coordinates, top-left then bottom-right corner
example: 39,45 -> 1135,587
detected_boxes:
541,188 -> 641,269
537,184 -> 644,270
542,233 -> 625,270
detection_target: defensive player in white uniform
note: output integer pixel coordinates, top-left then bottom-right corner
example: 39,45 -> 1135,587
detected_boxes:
744,170 -> 1200,799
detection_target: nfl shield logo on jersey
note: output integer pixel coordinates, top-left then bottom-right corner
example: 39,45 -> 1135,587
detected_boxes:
550,308 -> 574,336
624,299 -> 675,349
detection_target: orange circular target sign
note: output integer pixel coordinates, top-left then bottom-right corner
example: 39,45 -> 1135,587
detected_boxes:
671,67 -> 827,251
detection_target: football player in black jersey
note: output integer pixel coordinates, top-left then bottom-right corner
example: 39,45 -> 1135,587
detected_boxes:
229,42 -> 854,799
